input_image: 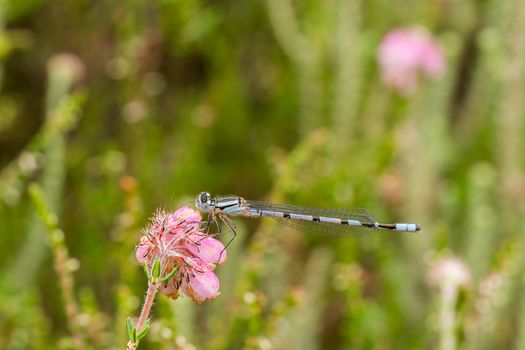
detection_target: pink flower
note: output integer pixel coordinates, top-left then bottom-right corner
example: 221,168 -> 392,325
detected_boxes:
377,27 -> 445,95
428,257 -> 470,289
135,206 -> 227,303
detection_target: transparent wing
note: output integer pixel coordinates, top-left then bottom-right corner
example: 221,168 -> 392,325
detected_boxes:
246,200 -> 378,237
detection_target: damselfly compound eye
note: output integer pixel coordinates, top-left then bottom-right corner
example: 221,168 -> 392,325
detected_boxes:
199,192 -> 211,204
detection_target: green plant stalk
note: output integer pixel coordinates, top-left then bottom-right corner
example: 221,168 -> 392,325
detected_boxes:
404,79 -> 452,245
332,0 -> 361,152
266,0 -> 323,135
7,57 -> 81,288
467,242 -> 524,350
274,248 -> 332,350
497,0 -> 525,229
465,164 -> 496,281
256,289 -> 300,348
113,182 -> 145,345
265,0 -> 309,63
116,286 -> 140,346
8,138 -> 65,288
514,237 -> 525,350
169,296 -> 195,346
298,58 -> 323,135
439,281 -> 460,350
28,183 -> 84,349
0,0 -> 5,90
399,81 -> 452,321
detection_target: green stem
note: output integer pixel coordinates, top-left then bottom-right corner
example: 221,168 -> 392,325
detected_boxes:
28,183 -> 84,349
439,281 -> 459,350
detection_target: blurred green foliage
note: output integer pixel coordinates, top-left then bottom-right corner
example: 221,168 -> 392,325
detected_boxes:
1,0 -> 525,349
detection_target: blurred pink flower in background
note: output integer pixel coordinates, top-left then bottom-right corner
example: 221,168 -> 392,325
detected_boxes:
377,27 -> 445,95
136,206 -> 227,303
428,257 -> 470,289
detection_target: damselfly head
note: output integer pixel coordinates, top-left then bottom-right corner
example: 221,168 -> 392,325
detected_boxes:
196,192 -> 212,212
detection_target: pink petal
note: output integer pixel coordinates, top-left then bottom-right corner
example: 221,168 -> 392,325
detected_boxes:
173,206 -> 202,225
182,268 -> 220,304
187,235 -> 227,264
135,241 -> 152,264
161,207 -> 202,240
160,280 -> 181,299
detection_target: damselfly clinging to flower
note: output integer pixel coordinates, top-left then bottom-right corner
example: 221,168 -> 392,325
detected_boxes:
195,192 -> 421,241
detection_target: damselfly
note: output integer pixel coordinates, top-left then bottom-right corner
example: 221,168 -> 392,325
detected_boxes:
195,192 -> 421,240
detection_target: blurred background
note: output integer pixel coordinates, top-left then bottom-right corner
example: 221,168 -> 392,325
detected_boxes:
1,0 -> 525,349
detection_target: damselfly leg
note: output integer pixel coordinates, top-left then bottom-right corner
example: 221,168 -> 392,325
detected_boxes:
199,209 -> 220,235
218,213 -> 238,248
200,210 -> 238,262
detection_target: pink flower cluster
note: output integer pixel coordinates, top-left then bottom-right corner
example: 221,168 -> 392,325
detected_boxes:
428,257 -> 470,288
377,27 -> 445,95
136,207 -> 226,303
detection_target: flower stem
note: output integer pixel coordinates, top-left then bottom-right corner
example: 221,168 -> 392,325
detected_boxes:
126,281 -> 158,350
439,281 -> 459,350
138,281 -> 158,331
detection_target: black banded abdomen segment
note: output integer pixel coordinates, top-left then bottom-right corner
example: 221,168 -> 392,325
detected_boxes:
375,223 -> 420,232
377,223 -> 396,230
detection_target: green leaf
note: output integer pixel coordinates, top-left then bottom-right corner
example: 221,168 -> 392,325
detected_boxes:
143,263 -> 150,279
151,257 -> 161,280
137,319 -> 151,341
160,267 -> 178,284
130,326 -> 137,343
126,317 -> 134,341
